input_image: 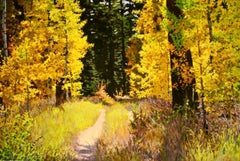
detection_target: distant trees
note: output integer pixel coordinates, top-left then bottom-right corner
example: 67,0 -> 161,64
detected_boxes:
80,0 -> 142,96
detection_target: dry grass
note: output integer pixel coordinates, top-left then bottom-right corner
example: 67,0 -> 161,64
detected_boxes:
32,100 -> 103,160
96,103 -> 131,160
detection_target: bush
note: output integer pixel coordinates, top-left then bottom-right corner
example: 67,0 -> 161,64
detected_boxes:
0,113 -> 41,160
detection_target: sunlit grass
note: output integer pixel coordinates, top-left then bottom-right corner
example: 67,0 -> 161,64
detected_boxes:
100,103 -> 130,147
95,103 -> 136,161
32,100 -> 103,159
186,130 -> 240,161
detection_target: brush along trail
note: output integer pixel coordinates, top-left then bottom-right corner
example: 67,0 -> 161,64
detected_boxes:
73,109 -> 106,161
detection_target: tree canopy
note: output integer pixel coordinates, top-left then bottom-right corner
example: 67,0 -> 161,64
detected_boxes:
0,0 -> 239,113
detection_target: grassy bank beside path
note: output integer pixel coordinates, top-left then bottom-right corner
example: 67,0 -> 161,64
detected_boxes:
32,101 -> 104,160
96,103 -> 131,160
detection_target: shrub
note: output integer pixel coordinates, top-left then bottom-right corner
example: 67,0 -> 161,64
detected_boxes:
0,113 -> 41,160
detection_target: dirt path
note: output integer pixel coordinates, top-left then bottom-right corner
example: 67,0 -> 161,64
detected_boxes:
73,109 -> 106,161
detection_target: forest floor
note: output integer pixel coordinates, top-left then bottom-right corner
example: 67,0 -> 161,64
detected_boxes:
73,109 -> 106,161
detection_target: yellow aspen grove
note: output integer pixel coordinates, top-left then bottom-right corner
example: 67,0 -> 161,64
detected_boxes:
128,0 -> 198,106
0,0 -> 92,108
181,0 -> 240,115
127,0 -> 171,100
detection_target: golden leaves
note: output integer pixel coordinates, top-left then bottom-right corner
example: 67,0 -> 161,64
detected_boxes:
128,0 -> 240,105
0,0 -> 91,106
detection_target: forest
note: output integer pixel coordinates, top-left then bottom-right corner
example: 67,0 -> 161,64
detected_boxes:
0,0 -> 239,160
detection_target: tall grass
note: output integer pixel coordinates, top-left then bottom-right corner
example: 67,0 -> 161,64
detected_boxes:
96,103 -> 131,160
0,101 -> 103,160
96,99 -> 240,161
32,101 -> 103,160
186,130 -> 240,161
103,103 -> 130,145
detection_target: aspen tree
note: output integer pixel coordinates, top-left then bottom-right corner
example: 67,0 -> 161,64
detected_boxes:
0,0 -> 91,108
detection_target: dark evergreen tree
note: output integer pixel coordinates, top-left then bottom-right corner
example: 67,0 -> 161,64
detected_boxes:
79,0 -> 142,96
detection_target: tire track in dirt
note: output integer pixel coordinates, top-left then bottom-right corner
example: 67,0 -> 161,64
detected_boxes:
73,109 -> 105,161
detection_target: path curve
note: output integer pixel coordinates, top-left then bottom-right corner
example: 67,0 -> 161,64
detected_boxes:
73,109 -> 105,161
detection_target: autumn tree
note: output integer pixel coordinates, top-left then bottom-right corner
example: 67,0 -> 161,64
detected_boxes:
166,0 -> 199,110
0,0 -> 91,109
1,0 -> 28,53
126,0 -> 172,100
127,0 -> 197,106
127,0 -> 182,100
0,0 -> 35,108
181,0 -> 240,119
50,0 -> 92,105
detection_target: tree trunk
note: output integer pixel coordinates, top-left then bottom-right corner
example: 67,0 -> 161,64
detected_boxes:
2,0 -> 8,57
196,0 -> 213,133
106,0 -> 116,96
56,78 -> 66,106
120,0 -> 128,95
55,11 -> 71,106
167,0 -> 198,111
0,0 -> 7,109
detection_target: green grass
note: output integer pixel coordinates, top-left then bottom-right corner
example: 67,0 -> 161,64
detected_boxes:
32,100 -> 103,160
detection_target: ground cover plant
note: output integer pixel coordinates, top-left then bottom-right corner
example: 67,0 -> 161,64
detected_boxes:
0,113 -> 40,160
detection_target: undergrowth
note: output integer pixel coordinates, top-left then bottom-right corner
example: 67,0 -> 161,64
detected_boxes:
0,113 -> 40,160
186,129 -> 240,161
96,98 -> 240,161
0,100 -> 103,160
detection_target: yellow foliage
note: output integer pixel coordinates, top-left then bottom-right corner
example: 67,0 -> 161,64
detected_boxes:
129,0 -> 240,106
181,0 -> 240,108
127,0 -> 171,100
0,0 -> 92,107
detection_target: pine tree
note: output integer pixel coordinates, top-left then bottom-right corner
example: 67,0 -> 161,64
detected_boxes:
80,0 -> 141,96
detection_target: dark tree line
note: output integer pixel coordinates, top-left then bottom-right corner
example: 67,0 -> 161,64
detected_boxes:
79,0 -> 143,96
